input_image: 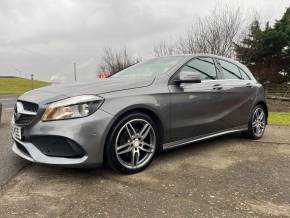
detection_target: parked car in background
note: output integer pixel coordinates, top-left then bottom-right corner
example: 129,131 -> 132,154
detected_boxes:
11,54 -> 268,174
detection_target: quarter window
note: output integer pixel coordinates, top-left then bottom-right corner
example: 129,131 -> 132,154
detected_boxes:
180,57 -> 217,80
219,60 -> 242,80
239,68 -> 251,80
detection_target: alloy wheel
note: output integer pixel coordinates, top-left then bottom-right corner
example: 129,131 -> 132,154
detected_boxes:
115,118 -> 156,169
252,107 -> 266,137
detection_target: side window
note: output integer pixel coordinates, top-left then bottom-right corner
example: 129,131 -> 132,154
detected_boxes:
219,60 -> 242,80
239,68 -> 251,80
181,57 -> 217,80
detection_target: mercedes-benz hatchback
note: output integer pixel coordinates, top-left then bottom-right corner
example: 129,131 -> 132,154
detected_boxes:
12,54 -> 268,174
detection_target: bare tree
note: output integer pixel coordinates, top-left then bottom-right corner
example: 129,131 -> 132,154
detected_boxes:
153,40 -> 176,57
154,4 -> 243,58
99,47 -> 141,75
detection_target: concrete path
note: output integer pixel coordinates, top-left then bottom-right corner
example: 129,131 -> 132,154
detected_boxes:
0,125 -> 289,217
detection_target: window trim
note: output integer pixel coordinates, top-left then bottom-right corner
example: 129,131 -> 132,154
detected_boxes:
168,56 -> 222,85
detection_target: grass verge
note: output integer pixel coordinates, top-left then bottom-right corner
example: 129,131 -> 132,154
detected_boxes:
268,112 -> 290,125
0,78 -> 50,94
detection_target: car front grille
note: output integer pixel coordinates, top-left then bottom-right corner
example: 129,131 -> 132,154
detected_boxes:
14,101 -> 39,126
15,114 -> 36,126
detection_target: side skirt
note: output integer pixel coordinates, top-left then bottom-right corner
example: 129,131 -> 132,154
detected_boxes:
162,127 -> 247,151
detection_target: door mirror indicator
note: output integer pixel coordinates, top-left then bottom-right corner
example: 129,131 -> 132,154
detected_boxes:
174,70 -> 201,84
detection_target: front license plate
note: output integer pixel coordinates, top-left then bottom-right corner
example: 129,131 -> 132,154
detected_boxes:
12,125 -> 22,140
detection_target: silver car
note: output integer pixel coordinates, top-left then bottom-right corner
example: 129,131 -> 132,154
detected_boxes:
11,54 -> 268,174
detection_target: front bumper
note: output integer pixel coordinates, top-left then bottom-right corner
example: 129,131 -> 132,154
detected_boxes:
12,109 -> 113,167
12,137 -> 88,164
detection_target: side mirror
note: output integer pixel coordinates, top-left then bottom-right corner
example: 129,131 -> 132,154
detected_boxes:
174,70 -> 201,84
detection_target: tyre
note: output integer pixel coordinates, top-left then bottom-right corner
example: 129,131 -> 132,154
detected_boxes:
242,105 -> 267,140
105,112 -> 159,174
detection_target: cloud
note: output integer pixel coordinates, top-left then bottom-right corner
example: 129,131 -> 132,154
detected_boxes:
0,0 -> 288,82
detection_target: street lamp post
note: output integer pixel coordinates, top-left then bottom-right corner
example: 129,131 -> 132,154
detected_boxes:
73,62 -> 77,81
31,74 -> 34,89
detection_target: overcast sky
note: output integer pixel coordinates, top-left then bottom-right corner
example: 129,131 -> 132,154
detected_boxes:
0,0 -> 289,82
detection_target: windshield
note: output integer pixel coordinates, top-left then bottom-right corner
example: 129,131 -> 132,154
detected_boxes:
111,56 -> 183,78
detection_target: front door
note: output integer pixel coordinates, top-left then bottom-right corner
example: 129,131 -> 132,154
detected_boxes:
169,57 -> 226,142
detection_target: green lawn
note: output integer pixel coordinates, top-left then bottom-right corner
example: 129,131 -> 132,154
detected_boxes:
268,112 -> 290,125
0,78 -> 50,94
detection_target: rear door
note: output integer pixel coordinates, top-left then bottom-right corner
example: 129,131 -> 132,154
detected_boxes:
168,56 -> 227,142
216,59 -> 256,129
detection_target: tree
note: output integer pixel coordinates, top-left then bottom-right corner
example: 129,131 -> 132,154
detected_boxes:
154,4 -> 243,58
153,40 -> 175,57
235,7 -> 290,83
275,7 -> 290,83
235,20 -> 263,65
99,48 -> 141,75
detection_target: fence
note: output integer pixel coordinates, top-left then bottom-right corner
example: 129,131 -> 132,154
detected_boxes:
0,103 -> 2,125
264,84 -> 290,98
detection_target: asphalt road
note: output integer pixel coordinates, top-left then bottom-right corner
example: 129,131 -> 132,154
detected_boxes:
0,108 -> 29,189
0,95 -> 18,110
0,125 -> 290,217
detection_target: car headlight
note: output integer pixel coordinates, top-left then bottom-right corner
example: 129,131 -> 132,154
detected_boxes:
42,95 -> 104,121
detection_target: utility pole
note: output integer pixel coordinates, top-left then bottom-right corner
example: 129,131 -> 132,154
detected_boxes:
31,73 -> 34,89
73,62 -> 77,81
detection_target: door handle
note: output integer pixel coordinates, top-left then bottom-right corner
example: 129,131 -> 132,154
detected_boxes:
246,83 -> 253,88
213,84 -> 223,90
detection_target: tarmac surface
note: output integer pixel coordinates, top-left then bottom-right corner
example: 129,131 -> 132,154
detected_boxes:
0,109 -> 29,188
0,95 -> 18,110
0,95 -> 289,217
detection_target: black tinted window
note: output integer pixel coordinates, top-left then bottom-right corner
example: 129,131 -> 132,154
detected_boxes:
219,60 -> 242,80
239,68 -> 251,80
181,57 -> 217,80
